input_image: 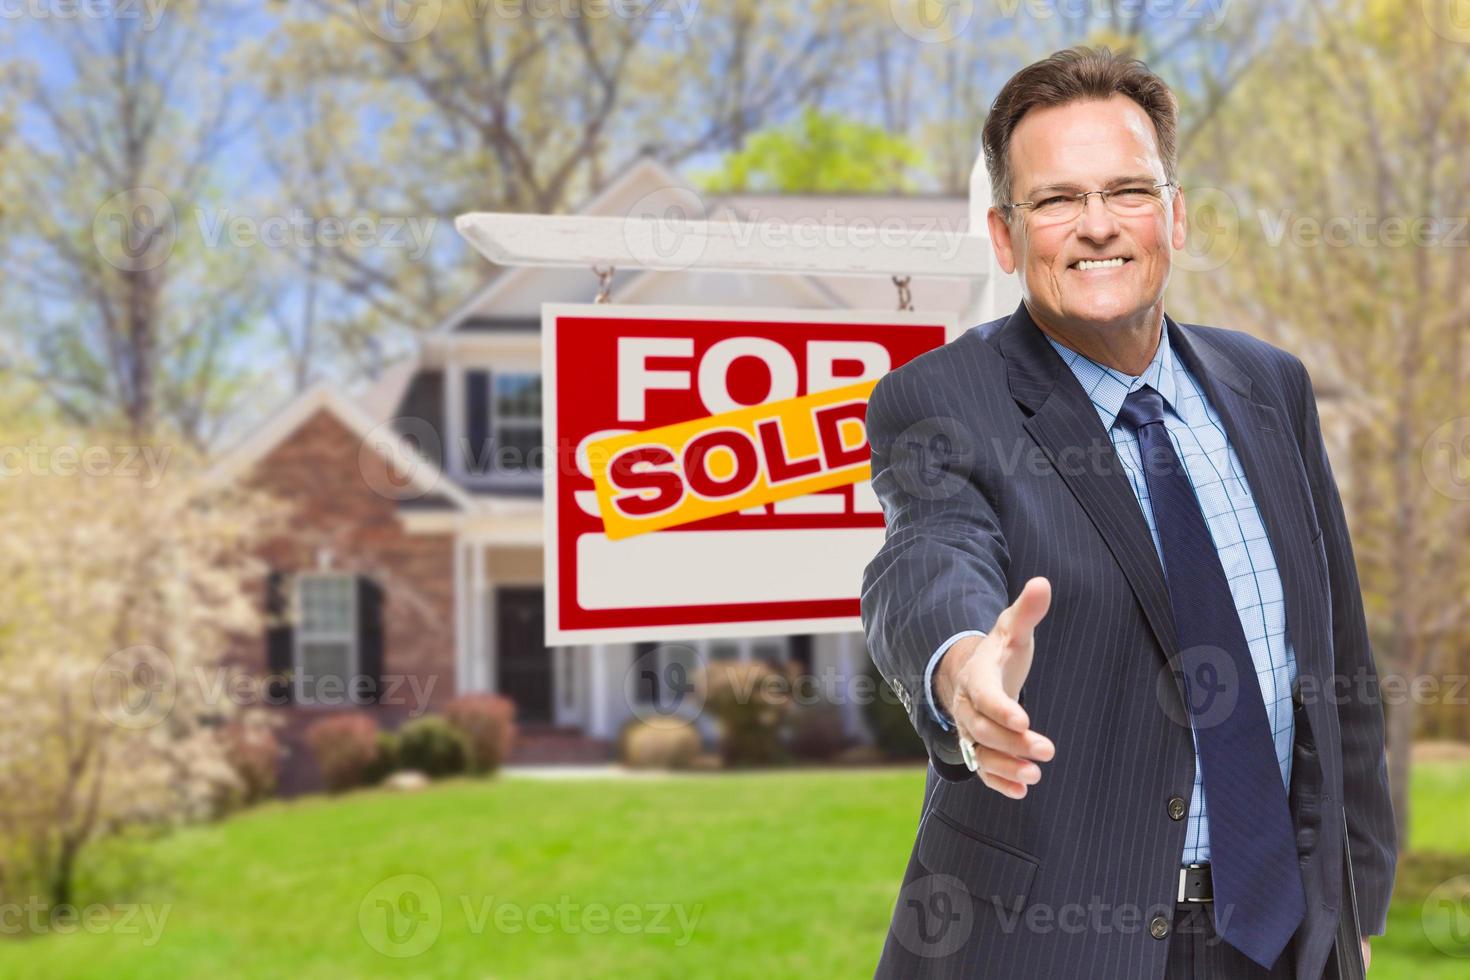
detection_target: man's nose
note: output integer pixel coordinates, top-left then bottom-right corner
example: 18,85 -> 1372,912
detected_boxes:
1075,192 -> 1120,242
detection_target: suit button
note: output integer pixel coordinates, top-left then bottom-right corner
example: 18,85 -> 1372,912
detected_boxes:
1168,796 -> 1187,821
1150,916 -> 1170,940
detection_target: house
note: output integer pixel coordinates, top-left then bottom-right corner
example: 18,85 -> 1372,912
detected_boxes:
215,157 -> 1015,792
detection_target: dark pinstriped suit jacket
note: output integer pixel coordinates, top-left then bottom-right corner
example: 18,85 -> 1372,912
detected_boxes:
860,303 -> 1396,979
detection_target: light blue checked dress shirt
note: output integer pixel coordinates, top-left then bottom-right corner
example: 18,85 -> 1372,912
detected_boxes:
924,319 -> 1298,865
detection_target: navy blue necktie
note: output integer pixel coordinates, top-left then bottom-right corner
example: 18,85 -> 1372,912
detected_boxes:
1116,385 -> 1305,970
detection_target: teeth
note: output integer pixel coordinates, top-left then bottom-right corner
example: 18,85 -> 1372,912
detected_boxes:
1076,257 -> 1125,270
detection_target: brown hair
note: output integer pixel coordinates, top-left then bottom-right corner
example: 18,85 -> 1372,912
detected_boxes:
982,46 -> 1179,212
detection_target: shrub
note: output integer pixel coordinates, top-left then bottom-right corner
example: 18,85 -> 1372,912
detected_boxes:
395,715 -> 469,779
362,730 -> 401,786
304,714 -> 382,792
220,718 -> 280,805
619,719 -> 702,769
444,694 -> 517,775
785,703 -> 848,761
860,661 -> 926,759
701,659 -> 790,767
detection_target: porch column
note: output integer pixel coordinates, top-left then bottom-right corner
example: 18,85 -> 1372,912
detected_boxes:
589,643 -> 609,738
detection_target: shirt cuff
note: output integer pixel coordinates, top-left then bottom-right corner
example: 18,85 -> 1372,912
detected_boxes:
925,630 -> 986,730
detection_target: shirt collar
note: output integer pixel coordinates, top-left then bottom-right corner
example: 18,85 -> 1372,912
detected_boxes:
1044,317 -> 1179,431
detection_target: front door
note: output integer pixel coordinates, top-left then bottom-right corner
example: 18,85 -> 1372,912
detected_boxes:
496,586 -> 553,724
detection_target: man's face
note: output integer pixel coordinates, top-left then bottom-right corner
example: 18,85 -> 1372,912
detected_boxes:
987,94 -> 1187,334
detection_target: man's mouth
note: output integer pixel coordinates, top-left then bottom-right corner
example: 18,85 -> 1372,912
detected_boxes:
1069,256 -> 1131,271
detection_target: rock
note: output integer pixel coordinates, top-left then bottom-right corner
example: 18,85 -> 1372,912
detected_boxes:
383,770 -> 431,792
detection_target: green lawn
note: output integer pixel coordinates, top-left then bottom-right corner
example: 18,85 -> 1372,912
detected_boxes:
0,763 -> 1466,979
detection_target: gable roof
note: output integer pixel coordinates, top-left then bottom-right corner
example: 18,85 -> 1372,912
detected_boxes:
209,382 -> 475,511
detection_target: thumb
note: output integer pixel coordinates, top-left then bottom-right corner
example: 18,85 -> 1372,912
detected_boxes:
1005,576 -> 1052,640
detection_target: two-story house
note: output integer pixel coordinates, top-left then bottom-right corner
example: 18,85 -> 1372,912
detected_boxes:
216,157 -> 998,792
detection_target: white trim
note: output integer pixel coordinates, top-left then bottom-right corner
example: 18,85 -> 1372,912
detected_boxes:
208,382 -> 477,512
473,545 -> 490,692
454,538 -> 469,694
455,212 -> 991,280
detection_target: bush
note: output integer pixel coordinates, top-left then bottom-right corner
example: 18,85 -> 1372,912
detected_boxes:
701,659 -> 790,767
619,719 -> 702,769
860,661 -> 926,759
395,715 -> 469,779
362,730 -> 401,786
785,703 -> 848,761
304,714 -> 382,792
220,718 -> 280,805
445,694 -> 517,775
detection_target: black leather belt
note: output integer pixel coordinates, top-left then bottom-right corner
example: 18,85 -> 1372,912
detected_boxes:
1177,863 -> 1213,904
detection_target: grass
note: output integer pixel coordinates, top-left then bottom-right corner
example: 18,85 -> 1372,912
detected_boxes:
0,762 -> 1465,978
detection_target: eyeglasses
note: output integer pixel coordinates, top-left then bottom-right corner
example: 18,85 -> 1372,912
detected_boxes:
1003,180 -> 1177,224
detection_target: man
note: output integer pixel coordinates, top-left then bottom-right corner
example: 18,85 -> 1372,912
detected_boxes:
860,47 -> 1395,979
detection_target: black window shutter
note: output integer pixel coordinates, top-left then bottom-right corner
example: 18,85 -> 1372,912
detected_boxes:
790,635 -> 813,674
633,641 -> 659,704
265,570 -> 293,704
466,369 -> 491,476
357,576 -> 385,705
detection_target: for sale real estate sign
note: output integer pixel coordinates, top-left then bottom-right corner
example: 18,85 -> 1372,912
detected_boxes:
543,304 -> 955,645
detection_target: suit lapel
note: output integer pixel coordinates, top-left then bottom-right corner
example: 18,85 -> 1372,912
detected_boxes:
995,304 -> 1181,667
1166,318 -> 1330,683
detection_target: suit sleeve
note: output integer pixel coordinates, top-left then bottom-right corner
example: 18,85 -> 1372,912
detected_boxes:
860,365 -> 1011,783
1290,357 -> 1397,935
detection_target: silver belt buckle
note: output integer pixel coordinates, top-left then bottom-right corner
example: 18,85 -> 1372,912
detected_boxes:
1178,863 -> 1212,903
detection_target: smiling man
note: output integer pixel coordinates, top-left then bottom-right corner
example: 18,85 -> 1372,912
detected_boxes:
860,48 -> 1395,979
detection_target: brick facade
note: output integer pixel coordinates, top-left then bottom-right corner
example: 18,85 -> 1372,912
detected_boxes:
236,408 -> 457,793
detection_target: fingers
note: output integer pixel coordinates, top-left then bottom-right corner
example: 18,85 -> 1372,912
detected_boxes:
965,712 -> 1055,763
954,698 -> 1055,801
979,770 -> 1028,800
972,745 -> 1041,785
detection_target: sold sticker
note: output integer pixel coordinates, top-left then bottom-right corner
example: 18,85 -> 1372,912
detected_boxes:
587,379 -> 875,539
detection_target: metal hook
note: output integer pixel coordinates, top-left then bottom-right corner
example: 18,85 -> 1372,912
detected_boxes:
593,265 -> 615,304
892,275 -> 914,312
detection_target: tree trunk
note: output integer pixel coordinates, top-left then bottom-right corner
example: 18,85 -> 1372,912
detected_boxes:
1386,693 -> 1415,854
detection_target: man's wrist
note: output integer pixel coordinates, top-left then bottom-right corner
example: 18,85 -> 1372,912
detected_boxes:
926,630 -> 986,729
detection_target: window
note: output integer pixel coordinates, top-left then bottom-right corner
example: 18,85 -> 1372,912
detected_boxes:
463,370 -> 543,480
492,372 -> 542,476
294,574 -> 357,705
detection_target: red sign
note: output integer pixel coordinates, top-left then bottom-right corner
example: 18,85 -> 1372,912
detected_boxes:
543,304 -> 954,644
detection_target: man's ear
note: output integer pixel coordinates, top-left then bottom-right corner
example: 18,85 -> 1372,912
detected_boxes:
1170,185 -> 1188,252
988,206 -> 1018,275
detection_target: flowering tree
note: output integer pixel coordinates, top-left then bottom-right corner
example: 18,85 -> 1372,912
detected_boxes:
0,428 -> 281,909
